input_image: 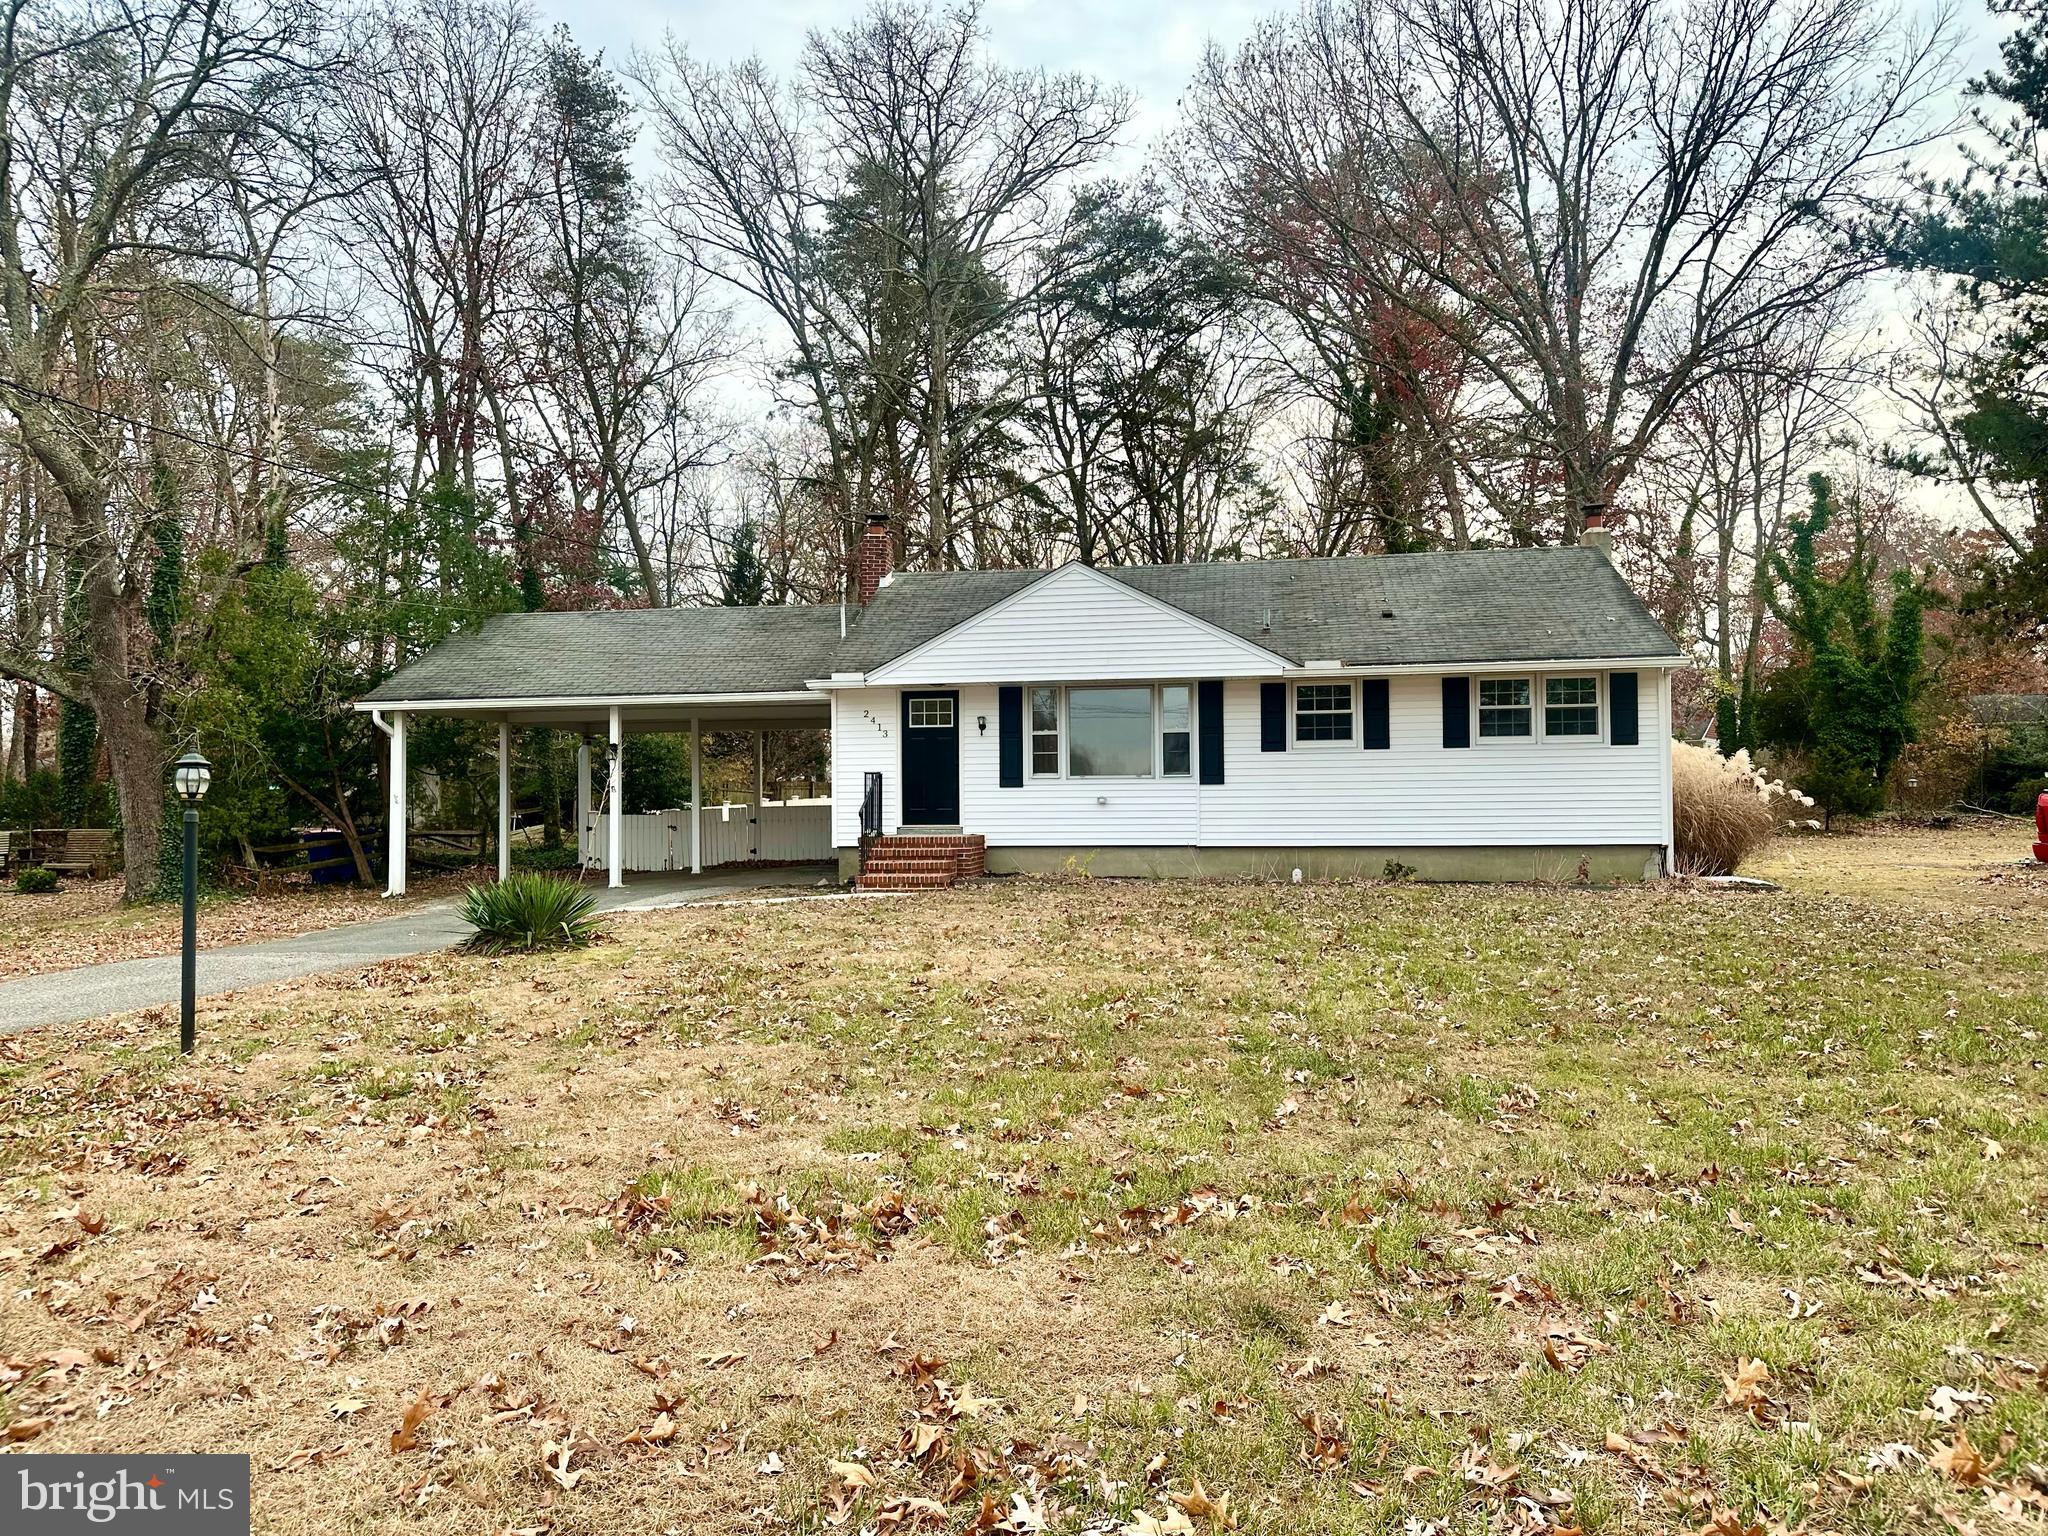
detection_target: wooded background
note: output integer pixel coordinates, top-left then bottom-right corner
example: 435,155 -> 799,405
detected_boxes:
4,0 -> 2046,896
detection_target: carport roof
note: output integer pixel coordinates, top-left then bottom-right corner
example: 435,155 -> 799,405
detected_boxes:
358,603 -> 846,705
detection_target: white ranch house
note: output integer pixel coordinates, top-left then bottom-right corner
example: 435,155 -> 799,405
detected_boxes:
357,517 -> 1683,892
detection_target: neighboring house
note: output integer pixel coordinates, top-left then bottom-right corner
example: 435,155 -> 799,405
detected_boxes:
357,516 -> 1684,893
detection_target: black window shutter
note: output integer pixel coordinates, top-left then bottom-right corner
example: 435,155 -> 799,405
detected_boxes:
998,685 -> 1023,786
1610,671 -> 1640,746
1198,680 -> 1225,784
1360,678 -> 1390,750
1442,677 -> 1470,748
1260,682 -> 1286,751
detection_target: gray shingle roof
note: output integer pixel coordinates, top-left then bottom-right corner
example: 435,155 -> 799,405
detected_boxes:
827,568 -> 1043,673
1106,547 -> 1681,666
362,548 -> 1680,705
359,604 -> 846,703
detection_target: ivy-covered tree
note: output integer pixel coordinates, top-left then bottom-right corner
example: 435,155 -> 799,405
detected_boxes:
1755,476 -> 1932,824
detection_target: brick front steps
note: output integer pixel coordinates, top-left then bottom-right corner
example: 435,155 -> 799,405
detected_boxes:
858,832 -> 986,891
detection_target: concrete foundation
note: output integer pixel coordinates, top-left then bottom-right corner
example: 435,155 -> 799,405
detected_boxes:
839,844 -> 1664,884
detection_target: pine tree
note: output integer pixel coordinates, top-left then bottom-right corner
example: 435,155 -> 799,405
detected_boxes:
718,517 -> 767,606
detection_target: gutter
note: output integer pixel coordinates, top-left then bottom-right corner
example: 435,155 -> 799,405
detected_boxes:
806,655 -> 1686,690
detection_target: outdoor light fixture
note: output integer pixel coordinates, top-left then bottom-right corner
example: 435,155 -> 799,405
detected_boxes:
170,750 -> 211,1054
977,715 -> 987,735
173,750 -> 212,804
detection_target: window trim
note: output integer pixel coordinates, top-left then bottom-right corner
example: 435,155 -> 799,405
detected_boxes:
1028,685 -> 1062,780
1160,683 -> 1193,779
1291,680 -> 1357,747
1541,673 -> 1603,742
1471,671 -> 1606,747
906,695 -> 955,730
1018,683 -> 1200,781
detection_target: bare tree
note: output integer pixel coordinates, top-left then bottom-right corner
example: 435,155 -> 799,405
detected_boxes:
337,0 -> 542,514
1640,300 -> 1866,741
0,0 -> 332,897
1178,0 -> 1954,541
633,1 -> 1126,584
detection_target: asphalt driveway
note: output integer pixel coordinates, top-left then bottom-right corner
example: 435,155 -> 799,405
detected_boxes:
0,865 -> 837,1034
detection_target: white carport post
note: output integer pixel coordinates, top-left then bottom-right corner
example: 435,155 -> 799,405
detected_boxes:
607,706 -> 624,889
385,711 -> 407,898
575,738 -> 591,865
752,730 -> 764,857
496,721 -> 511,881
689,715 -> 703,875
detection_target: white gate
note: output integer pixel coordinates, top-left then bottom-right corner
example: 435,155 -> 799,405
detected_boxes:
581,802 -> 831,872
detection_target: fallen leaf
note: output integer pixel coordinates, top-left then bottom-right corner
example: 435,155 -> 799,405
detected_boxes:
390,1391 -> 439,1453
1167,1477 -> 1236,1530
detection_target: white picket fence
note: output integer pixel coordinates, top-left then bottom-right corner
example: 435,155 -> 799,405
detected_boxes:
581,802 -> 831,872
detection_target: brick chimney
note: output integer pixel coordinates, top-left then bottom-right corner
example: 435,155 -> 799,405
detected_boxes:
855,513 -> 893,605
1580,504 -> 1614,558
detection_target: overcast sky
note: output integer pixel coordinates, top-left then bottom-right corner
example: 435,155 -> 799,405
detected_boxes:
531,0 -> 1270,151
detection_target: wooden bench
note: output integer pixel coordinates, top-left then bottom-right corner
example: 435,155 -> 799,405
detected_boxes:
34,828 -> 116,879
0,829 -> 15,875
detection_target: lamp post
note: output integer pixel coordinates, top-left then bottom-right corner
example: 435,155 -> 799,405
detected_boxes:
171,751 -> 211,1055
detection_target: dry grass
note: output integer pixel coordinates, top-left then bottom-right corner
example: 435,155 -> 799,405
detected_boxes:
3,824 -> 2047,1536
1670,744 -> 1799,876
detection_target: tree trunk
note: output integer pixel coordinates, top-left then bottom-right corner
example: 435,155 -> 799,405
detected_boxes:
95,682 -> 163,901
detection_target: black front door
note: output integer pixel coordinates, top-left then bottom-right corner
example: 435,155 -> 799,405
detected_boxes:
900,691 -> 960,826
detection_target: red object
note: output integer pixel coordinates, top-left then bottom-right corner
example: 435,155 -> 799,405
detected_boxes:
2035,791 -> 2048,863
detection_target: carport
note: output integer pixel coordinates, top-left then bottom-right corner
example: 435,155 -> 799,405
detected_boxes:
355,605 -> 842,897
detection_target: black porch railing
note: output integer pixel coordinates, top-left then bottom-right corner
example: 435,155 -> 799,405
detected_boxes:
859,771 -> 883,842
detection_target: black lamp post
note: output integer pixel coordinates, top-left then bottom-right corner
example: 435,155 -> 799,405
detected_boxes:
171,751 -> 211,1054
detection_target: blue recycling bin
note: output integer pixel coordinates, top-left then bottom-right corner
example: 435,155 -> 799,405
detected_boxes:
299,828 -> 358,885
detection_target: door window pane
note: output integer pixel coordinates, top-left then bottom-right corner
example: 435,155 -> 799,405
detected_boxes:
1068,686 -> 1154,777
908,697 -> 953,729
1160,685 -> 1191,776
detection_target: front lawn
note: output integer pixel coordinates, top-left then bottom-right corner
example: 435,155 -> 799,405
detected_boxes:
2,822 -> 2045,1535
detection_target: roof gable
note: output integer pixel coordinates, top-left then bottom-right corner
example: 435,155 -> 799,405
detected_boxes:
863,561 -> 1290,684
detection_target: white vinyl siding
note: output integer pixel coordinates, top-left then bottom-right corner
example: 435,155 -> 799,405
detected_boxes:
829,687 -> 901,846
1197,675 -> 1664,847
833,672 -> 1669,854
865,562 -> 1283,684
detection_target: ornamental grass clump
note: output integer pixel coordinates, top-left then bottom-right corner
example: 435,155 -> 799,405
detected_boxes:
1672,742 -> 1810,875
458,872 -> 600,954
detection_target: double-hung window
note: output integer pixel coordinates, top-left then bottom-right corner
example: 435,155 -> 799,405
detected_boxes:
1543,676 -> 1600,737
1295,682 -> 1354,742
1029,687 -> 1061,776
1477,678 -> 1533,739
1160,686 -> 1192,777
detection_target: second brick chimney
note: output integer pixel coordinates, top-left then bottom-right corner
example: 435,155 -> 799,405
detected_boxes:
855,514 -> 893,605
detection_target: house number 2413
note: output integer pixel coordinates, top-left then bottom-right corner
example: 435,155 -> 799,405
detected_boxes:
859,709 -> 890,739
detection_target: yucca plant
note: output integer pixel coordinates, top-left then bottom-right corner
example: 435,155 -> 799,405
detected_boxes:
458,872 -> 600,954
